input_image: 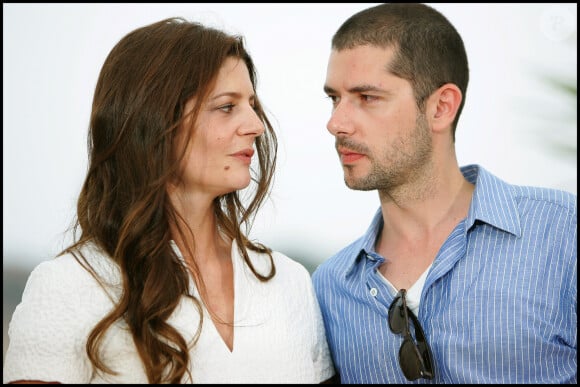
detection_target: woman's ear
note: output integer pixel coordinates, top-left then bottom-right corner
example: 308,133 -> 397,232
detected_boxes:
427,83 -> 462,134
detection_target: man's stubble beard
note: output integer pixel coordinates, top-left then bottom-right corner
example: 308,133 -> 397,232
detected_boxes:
344,113 -> 432,193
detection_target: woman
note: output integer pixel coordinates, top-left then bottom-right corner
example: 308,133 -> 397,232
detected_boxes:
3,17 -> 335,384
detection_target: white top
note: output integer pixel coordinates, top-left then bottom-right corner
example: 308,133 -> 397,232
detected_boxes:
3,241 -> 335,384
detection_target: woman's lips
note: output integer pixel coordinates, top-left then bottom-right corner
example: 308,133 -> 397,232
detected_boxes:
231,149 -> 254,165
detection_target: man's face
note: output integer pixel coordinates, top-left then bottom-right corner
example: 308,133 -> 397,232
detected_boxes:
323,45 -> 432,191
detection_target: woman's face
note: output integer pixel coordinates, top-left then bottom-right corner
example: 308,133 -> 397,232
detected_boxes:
175,57 -> 265,200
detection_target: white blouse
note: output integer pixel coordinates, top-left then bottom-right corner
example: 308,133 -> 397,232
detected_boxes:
3,241 -> 335,384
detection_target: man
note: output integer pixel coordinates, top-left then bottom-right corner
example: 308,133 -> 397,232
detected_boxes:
312,3 -> 577,384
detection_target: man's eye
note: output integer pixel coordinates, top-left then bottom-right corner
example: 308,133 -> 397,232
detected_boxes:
361,95 -> 378,102
326,95 -> 339,105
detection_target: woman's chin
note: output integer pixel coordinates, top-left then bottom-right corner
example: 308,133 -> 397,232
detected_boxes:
222,175 -> 252,194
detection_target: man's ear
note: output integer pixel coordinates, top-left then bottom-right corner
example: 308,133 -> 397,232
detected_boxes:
427,83 -> 462,134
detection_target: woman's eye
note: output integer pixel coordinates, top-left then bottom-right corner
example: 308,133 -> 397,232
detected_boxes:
219,104 -> 234,113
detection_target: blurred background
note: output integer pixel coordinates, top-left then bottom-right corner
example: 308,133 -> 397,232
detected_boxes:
3,3 -> 577,364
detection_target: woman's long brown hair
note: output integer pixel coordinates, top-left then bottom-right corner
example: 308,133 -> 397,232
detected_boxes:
60,17 -> 277,383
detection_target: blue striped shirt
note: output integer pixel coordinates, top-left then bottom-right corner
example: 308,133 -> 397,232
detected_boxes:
312,164 -> 577,384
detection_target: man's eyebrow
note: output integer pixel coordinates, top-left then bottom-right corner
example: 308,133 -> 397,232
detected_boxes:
349,84 -> 385,93
323,84 -> 386,94
323,85 -> 336,95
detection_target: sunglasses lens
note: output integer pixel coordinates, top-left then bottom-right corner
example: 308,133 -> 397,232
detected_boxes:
389,289 -> 434,380
399,338 -> 424,381
388,298 -> 405,333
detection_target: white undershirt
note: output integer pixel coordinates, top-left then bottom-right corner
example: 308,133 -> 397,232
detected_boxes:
379,263 -> 432,316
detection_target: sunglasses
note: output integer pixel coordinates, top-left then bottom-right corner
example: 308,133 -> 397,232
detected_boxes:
388,288 -> 434,381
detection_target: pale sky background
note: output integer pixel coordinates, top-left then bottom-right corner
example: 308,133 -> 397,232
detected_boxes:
3,3 -> 577,271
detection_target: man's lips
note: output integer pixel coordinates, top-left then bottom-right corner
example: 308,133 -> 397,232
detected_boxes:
338,148 -> 365,164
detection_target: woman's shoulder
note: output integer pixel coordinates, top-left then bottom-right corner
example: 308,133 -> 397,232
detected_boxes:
270,249 -> 310,277
5,244 -> 122,384
248,247 -> 313,289
239,239 -> 306,272
23,243 -> 122,303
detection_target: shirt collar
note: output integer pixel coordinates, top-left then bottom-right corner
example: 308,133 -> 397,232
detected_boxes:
461,164 -> 522,237
342,164 -> 522,275
343,208 -> 384,276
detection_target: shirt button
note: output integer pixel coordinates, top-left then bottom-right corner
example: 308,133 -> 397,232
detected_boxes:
370,288 -> 378,297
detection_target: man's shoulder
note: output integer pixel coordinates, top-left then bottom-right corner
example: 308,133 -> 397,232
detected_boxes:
470,164 -> 576,211
513,184 -> 576,207
468,164 -> 577,222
